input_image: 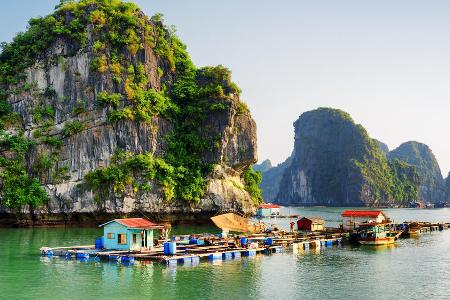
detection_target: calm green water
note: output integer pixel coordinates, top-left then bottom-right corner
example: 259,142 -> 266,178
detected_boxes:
2,208 -> 450,299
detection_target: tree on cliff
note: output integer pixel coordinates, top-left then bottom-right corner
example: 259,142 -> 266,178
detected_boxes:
0,0 -> 261,215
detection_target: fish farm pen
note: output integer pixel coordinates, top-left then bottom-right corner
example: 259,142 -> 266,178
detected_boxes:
40,221 -> 450,266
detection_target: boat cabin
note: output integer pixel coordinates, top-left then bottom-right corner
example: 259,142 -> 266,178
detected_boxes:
256,204 -> 281,217
341,210 -> 388,231
355,222 -> 396,245
99,218 -> 164,251
297,217 -> 325,231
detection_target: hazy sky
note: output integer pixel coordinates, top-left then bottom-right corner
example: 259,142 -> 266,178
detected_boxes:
1,1 -> 450,176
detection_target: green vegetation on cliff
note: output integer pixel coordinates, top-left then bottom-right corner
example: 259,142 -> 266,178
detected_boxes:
389,141 -> 445,202
243,167 -> 263,203
0,125 -> 48,210
388,159 -> 420,202
85,150 -> 183,202
0,0 -> 261,208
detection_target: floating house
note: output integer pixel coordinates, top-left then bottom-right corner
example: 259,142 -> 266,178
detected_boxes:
99,218 -> 164,251
256,203 -> 281,217
297,217 -> 325,231
341,210 -> 388,231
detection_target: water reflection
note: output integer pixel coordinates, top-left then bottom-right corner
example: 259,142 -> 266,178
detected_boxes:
358,243 -> 397,252
4,209 -> 450,299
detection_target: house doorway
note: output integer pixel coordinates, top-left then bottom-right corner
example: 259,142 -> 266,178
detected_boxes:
132,234 -> 138,248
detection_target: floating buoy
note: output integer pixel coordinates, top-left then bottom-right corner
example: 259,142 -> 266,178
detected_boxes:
76,252 -> 89,259
121,256 -> 135,264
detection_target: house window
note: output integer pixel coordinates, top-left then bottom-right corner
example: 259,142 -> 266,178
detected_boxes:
118,234 -> 127,245
107,233 -> 115,239
132,234 -> 137,244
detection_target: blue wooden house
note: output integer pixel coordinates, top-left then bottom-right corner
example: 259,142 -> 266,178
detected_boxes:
99,218 -> 164,251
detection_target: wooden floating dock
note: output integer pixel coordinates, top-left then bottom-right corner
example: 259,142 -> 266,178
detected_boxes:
40,221 -> 449,266
40,233 -> 344,265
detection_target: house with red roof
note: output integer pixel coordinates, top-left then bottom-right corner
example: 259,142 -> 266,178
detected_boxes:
341,210 -> 388,231
99,218 -> 164,251
297,217 -> 325,232
256,203 -> 281,217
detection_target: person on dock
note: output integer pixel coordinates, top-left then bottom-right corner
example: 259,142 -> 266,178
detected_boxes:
290,221 -> 295,233
234,236 -> 241,248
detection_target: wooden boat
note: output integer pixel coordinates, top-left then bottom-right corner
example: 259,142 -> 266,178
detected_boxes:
356,222 -> 397,245
407,223 -> 421,236
210,213 -> 265,233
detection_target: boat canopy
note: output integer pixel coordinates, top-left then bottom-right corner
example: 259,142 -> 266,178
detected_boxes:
211,213 -> 264,233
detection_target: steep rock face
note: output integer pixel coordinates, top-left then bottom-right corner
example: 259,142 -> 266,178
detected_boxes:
259,156 -> 292,203
276,108 -> 395,206
389,142 -> 445,203
253,159 -> 272,173
445,172 -> 450,201
0,1 -> 258,223
375,139 -> 389,155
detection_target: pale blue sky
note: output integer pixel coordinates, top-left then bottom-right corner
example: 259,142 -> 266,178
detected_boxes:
2,1 -> 450,176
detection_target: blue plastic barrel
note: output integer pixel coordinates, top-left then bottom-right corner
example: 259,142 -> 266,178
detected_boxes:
164,242 -> 176,255
188,239 -> 205,245
265,238 -> 273,246
189,239 -> 203,245
95,237 -> 103,249
240,238 -> 248,247
168,242 -> 177,255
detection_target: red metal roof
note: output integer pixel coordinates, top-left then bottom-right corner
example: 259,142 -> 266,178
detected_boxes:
101,218 -> 162,229
358,222 -> 390,226
259,204 -> 281,209
341,210 -> 384,217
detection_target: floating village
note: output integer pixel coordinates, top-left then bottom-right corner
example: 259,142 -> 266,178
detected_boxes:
40,204 -> 450,266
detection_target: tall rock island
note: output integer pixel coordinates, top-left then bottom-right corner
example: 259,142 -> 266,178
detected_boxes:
263,108 -> 419,206
0,0 -> 261,224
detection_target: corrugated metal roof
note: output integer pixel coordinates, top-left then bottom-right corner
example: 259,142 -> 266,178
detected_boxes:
99,218 -> 163,229
341,210 -> 384,217
358,222 -> 389,226
259,204 -> 281,209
